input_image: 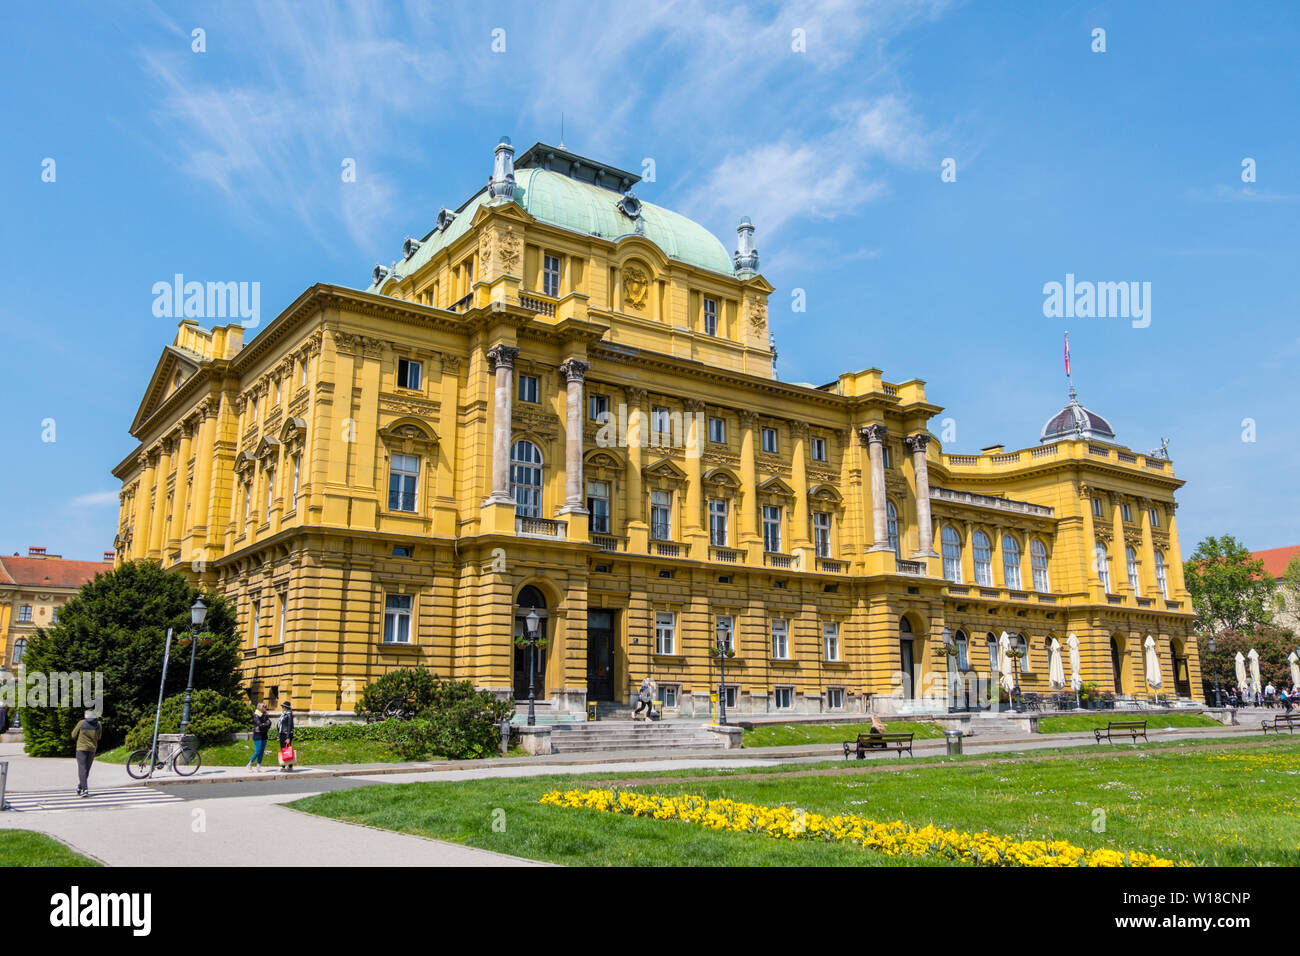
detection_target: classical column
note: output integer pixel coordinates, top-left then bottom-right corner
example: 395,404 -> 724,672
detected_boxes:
133,451 -> 157,560
904,433 -> 936,556
860,424 -> 890,552
683,399 -> 706,553
738,410 -> 759,544
149,438 -> 174,557
556,358 -> 589,515
791,421 -> 811,549
172,421 -> 194,549
484,344 -> 518,506
190,403 -> 216,537
1111,492 -> 1131,593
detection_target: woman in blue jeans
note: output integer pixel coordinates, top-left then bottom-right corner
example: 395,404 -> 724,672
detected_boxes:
246,703 -> 272,772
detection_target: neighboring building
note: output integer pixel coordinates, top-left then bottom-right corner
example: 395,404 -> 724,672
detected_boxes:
111,138 -> 1201,715
1253,545 -> 1300,632
0,547 -> 114,674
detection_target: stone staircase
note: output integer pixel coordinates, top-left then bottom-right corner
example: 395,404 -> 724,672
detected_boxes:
549,719 -> 725,754
968,712 -> 1022,737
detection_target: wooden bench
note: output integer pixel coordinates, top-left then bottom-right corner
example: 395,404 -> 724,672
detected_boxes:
843,732 -> 914,759
1093,720 -> 1147,744
1262,714 -> 1300,736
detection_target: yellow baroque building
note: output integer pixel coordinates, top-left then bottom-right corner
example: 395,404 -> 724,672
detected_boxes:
112,138 -> 1201,716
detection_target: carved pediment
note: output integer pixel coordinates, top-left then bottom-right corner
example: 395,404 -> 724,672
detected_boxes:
643,457 -> 687,482
256,436 -> 282,461
757,476 -> 795,498
379,417 -> 439,451
809,482 -> 843,504
280,416 -> 308,446
703,467 -> 742,489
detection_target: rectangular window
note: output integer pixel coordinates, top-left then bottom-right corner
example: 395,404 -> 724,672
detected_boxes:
383,594 -> 412,644
651,405 -> 671,435
813,512 -> 831,558
655,611 -> 676,655
17,605 -> 31,623
1149,507 -> 1160,527
388,453 -> 419,512
703,296 -> 718,336
1121,502 -> 1132,522
723,686 -> 739,709
300,358 -> 308,388
397,358 -> 422,390
774,687 -> 793,710
274,380 -> 281,406
709,497 -> 729,547
589,394 -> 610,421
278,591 -> 287,644
51,607 -> 59,623
827,687 -> 844,709
518,374 -> 539,403
650,490 -> 672,541
265,468 -> 275,516
250,600 -> 260,649
716,614 -> 735,652
708,416 -> 726,444
763,505 -> 782,553
823,622 -> 840,662
811,437 -> 827,462
543,254 -> 561,297
761,427 -> 778,454
587,480 -> 610,534
657,684 -> 678,708
771,619 -> 789,659
291,455 -> 301,511
1092,497 -> 1103,517
882,446 -> 892,469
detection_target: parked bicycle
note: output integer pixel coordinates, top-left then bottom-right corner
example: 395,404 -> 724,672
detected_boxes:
126,742 -> 202,778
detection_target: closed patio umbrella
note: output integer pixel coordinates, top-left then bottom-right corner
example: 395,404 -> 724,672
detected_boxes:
1048,638 -> 1065,689
1144,635 -> 1162,690
1067,633 -> 1082,691
1289,651 -> 1299,689
998,632 -> 1015,693
1248,648 -> 1262,697
1234,651 -> 1248,692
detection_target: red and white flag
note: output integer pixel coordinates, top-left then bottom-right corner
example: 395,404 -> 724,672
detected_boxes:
1064,333 -> 1071,377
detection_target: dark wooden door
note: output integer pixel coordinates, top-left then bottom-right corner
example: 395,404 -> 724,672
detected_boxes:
1174,657 -> 1191,698
513,615 -> 546,700
899,638 -> 914,699
587,610 -> 615,701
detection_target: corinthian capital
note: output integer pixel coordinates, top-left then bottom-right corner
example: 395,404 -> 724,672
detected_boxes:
903,433 -> 930,454
859,423 -> 888,446
486,344 -> 519,371
558,358 -> 589,383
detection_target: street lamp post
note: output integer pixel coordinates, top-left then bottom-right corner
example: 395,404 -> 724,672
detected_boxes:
714,619 -> 731,726
525,609 -> 540,727
1208,636 -> 1222,708
940,627 -> 957,714
178,598 -> 207,737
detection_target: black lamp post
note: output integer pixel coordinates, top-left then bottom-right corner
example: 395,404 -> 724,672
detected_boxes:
715,619 -> 731,726
1208,636 -> 1222,707
178,597 -> 207,737
525,609 -> 540,727
940,627 -> 957,714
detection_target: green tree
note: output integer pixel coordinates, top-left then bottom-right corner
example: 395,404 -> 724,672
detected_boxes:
1184,535 -> 1275,635
18,561 -> 243,756
1197,626 -> 1299,697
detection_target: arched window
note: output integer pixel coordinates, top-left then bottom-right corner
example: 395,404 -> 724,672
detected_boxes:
1126,546 -> 1140,594
973,531 -> 993,587
1154,550 -> 1169,599
1031,539 -> 1050,592
886,501 -> 900,557
1095,541 -> 1111,592
986,633 -> 998,673
1014,633 -> 1030,673
509,440 -> 543,517
1002,535 -> 1022,590
12,637 -> 27,665
954,629 -> 969,670
941,526 -> 963,582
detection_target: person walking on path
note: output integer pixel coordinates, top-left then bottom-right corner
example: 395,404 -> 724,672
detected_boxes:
71,709 -> 102,797
633,676 -> 656,721
276,701 -> 295,772
247,703 -> 272,772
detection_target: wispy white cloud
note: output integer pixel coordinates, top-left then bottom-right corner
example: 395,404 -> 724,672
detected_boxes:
69,491 -> 120,508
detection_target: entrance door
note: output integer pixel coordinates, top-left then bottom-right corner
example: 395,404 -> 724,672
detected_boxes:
587,609 -> 616,701
899,639 -> 915,699
1110,638 -> 1124,694
1174,657 -> 1191,698
514,586 -> 548,700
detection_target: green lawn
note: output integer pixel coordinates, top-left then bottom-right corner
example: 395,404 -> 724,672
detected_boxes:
743,720 -> 945,747
96,738 -> 407,767
0,831 -> 99,867
1037,713 -> 1222,735
293,737 -> 1300,867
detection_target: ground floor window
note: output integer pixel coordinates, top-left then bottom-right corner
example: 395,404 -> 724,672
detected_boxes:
657,684 -> 679,708
384,593 -> 413,644
826,687 -> 844,709
773,686 -> 794,710
722,686 -> 739,708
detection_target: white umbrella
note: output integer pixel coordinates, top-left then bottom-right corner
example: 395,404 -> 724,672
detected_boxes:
1067,633 -> 1082,691
1048,638 -> 1065,689
1288,651 -> 1299,689
998,631 -> 1015,693
1144,635 -> 1162,690
1248,648 -> 1262,696
1234,651 -> 1248,691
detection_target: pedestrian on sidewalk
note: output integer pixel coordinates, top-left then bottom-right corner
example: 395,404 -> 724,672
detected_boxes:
633,676 -> 656,721
71,709 -> 102,797
277,701 -> 295,772
247,703 -> 272,772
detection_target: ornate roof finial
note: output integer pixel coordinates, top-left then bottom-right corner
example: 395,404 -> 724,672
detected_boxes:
734,216 -> 759,277
488,136 -> 516,204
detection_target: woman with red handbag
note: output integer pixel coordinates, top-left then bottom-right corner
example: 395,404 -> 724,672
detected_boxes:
277,701 -> 296,772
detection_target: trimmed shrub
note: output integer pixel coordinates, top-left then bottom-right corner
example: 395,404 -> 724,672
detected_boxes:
124,690 -> 253,750
355,668 -> 441,721
354,671 -> 514,759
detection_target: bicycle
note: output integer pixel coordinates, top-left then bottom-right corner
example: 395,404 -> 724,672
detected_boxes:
126,742 -> 202,778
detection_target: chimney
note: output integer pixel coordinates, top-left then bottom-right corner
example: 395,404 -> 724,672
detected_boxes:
488,136 -> 517,204
28,546 -> 46,558
103,551 -> 115,563
733,217 -> 759,277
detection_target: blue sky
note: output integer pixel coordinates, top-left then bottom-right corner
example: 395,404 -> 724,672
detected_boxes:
2,0 -> 1297,562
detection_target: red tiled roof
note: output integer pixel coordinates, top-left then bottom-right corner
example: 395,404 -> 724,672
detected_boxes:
0,556 -> 111,590
1253,546 -> 1300,580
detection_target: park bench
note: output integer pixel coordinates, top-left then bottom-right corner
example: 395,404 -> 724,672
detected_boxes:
1093,720 -> 1147,744
843,732 -> 914,760
1261,714 -> 1300,736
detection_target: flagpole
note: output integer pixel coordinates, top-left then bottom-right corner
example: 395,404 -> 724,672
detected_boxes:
1064,331 -> 1075,399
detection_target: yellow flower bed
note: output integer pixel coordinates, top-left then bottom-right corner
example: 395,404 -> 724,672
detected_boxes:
539,788 -> 1184,867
